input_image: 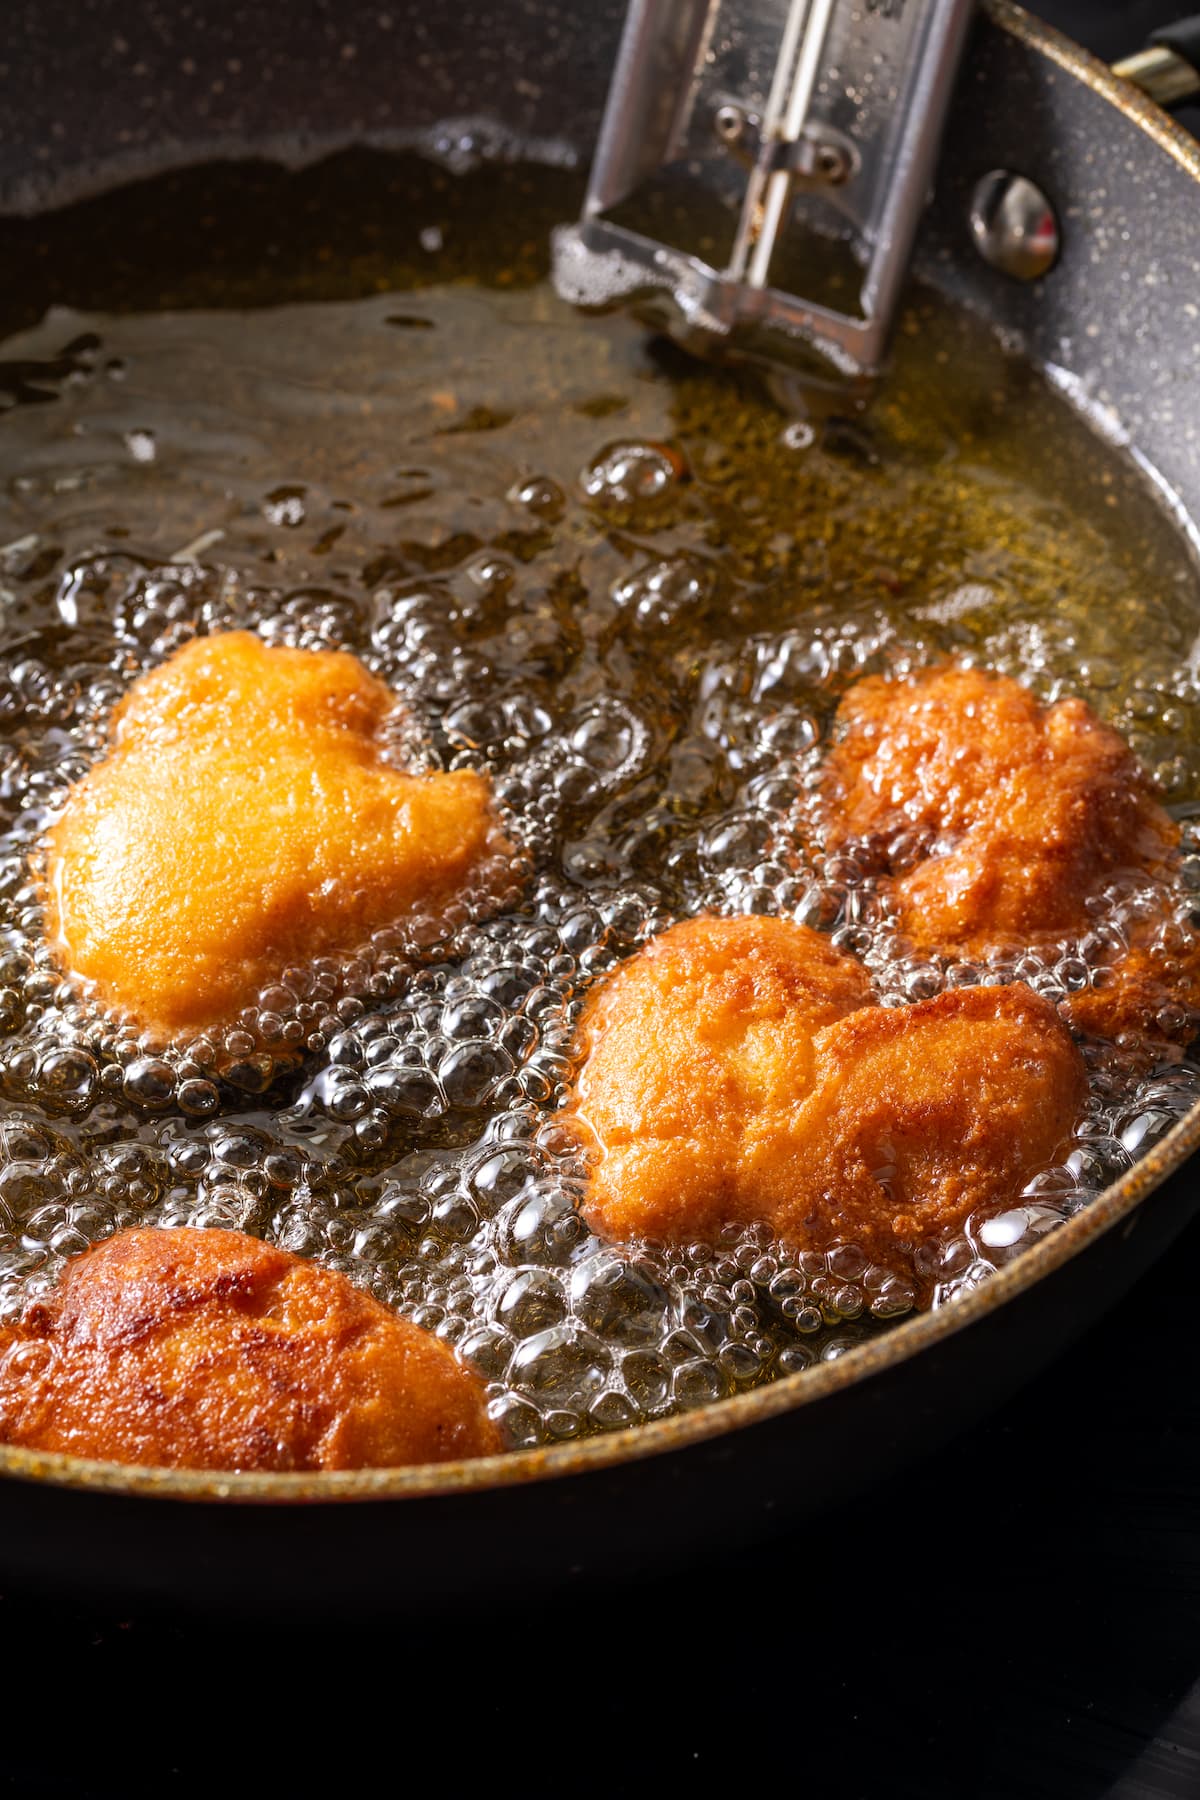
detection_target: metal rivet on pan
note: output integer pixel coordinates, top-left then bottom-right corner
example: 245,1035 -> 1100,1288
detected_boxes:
968,170 -> 1060,280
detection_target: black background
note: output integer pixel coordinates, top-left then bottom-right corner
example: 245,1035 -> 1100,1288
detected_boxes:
1043,0 -> 1195,57
7,5 -> 1200,1796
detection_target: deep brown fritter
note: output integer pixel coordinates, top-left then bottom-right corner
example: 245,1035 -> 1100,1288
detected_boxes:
819,665 -> 1199,1043
566,915 -> 1085,1272
0,1227 -> 500,1472
44,631 -> 510,1042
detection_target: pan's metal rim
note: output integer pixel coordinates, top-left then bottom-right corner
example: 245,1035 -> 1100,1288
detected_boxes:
2,0 -> 1200,1509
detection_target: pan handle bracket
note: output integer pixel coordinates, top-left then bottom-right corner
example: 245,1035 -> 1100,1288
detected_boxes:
552,0 -> 973,380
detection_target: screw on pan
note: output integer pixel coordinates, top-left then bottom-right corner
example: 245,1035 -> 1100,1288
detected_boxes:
968,170 -> 1060,280
714,104 -> 746,146
812,138 -> 852,185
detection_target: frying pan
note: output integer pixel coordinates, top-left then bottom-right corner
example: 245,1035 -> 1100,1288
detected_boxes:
0,0 -> 1198,1616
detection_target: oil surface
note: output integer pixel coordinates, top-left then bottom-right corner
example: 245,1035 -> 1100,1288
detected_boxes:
0,151 -> 1199,1451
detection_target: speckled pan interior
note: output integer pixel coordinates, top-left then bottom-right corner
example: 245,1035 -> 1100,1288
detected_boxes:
0,0 -> 1198,1504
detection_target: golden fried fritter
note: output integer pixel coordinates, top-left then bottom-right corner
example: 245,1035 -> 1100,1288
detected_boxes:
821,665 -> 1174,939
44,631 -> 509,1041
566,915 -> 1085,1270
568,916 -> 875,1244
786,983 -> 1086,1255
819,665 -> 1198,1042
1060,935 -> 1200,1043
0,1227 -> 500,1472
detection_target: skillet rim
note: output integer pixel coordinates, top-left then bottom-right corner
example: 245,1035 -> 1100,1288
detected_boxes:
2,0 -> 1199,1506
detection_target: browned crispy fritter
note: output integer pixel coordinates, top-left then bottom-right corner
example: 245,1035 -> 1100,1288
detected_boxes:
819,665 -> 1200,1043
0,1227 -> 500,1472
566,915 -> 1086,1271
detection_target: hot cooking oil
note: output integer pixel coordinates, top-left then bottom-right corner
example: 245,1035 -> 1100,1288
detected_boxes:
0,151 -> 1196,1446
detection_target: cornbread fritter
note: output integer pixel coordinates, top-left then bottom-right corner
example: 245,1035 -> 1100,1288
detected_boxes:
819,665 -> 1200,1043
44,631 -> 508,1040
566,916 -> 1086,1270
0,1227 -> 500,1471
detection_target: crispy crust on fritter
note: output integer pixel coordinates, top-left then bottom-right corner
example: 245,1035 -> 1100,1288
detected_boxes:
0,1227 -> 500,1472
565,915 -> 1086,1272
818,665 -> 1199,1043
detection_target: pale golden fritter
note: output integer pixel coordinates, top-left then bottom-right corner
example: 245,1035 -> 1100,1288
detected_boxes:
0,1227 -> 500,1472
44,631 -> 509,1041
566,915 -> 1085,1270
819,665 -> 1198,1043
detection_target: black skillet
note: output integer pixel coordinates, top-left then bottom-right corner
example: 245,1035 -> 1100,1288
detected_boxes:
0,0 -> 1198,1614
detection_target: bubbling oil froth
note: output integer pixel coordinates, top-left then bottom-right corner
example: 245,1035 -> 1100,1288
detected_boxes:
0,526 -> 1196,1448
